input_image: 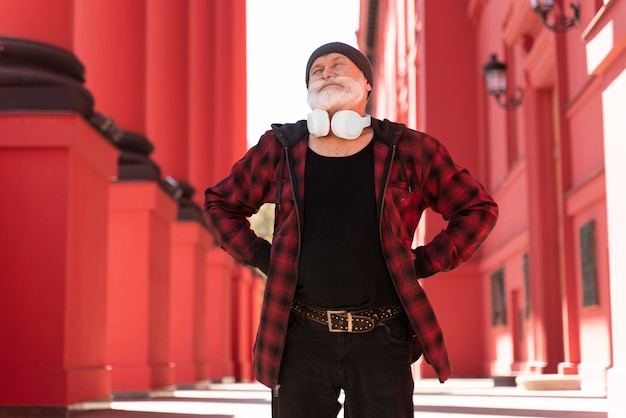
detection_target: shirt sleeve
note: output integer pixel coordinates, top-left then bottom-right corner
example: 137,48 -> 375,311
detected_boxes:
203,133 -> 274,272
413,137 -> 498,278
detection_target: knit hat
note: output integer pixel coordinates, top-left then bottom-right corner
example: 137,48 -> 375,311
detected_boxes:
305,42 -> 373,90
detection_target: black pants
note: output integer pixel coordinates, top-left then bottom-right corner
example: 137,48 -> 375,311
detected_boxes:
272,311 -> 415,418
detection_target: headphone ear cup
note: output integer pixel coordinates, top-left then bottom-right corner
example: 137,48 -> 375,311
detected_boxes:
331,110 -> 367,140
307,109 -> 330,137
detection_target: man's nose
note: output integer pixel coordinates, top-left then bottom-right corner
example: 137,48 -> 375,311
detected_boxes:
322,66 -> 335,79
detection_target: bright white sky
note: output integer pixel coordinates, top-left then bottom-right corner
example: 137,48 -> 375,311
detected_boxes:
246,0 -> 361,147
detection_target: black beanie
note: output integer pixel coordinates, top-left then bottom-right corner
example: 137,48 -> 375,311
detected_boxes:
305,42 -> 373,90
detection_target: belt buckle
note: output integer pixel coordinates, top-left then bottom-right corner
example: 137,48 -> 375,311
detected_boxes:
327,310 -> 353,333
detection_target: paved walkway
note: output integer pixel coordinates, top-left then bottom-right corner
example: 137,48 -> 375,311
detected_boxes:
71,379 -> 608,418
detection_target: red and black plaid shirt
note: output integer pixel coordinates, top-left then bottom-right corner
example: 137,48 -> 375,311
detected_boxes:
204,118 -> 498,389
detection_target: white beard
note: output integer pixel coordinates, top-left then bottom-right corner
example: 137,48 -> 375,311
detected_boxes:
307,75 -> 367,111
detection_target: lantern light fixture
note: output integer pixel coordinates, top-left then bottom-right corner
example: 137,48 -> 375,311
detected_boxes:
483,54 -> 524,111
530,0 -> 580,33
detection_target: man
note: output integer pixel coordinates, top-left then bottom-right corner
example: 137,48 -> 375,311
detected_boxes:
204,41 -> 498,418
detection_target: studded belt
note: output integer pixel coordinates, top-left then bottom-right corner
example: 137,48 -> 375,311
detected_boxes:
291,299 -> 404,333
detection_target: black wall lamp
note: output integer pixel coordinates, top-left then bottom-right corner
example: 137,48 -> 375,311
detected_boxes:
483,54 -> 524,111
530,0 -> 580,33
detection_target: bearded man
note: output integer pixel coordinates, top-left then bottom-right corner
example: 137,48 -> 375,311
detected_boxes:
203,42 -> 498,418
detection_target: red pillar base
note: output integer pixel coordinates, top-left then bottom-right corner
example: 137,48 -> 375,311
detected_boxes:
232,266 -> 253,382
0,114 -> 116,406
197,247 -> 235,381
106,182 -> 177,393
170,222 -> 206,386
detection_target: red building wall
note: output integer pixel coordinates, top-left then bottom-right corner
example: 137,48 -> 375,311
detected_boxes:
359,4 -> 625,416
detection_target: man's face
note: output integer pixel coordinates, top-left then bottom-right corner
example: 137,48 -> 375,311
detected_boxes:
307,53 -> 371,112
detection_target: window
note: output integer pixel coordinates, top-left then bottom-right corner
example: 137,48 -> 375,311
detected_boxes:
523,252 -> 530,319
579,220 -> 599,307
491,268 -> 507,326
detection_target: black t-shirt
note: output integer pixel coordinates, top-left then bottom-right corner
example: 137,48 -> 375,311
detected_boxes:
295,140 -> 401,309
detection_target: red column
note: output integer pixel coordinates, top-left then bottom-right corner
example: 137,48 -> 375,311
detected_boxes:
145,0 -> 189,180
0,0 -> 73,50
188,0 -> 247,207
187,0 -> 214,207
414,0 -> 486,379
193,228 -> 215,385
74,0 -> 147,134
232,266 -> 253,381
553,34 -> 580,375
169,222 -> 205,386
251,275 -> 266,380
525,88 -> 566,374
0,114 -> 117,405
186,0 -> 249,385
209,0 -> 247,183
106,182 -> 177,392
0,0 -> 115,406
75,0 -> 180,392
145,1 -> 196,387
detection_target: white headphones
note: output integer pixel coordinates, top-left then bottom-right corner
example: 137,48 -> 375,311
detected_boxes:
307,109 -> 372,140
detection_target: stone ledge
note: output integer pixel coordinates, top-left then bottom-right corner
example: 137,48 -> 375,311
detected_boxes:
516,374 -> 582,390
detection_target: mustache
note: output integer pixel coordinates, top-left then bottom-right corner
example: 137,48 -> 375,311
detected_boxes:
308,76 -> 353,93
